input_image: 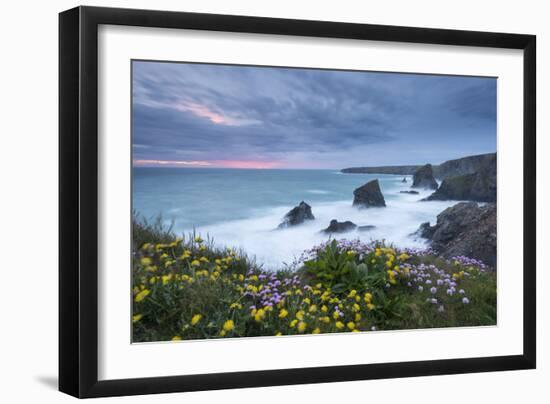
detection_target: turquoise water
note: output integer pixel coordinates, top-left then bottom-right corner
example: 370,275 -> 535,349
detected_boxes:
133,168 -> 456,269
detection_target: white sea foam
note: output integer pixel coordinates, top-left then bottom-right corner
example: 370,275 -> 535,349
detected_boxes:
190,187 -> 457,270
307,189 -> 330,195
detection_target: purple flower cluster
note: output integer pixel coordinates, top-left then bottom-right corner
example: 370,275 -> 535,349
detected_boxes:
402,262 -> 471,311
243,271 -> 301,308
449,255 -> 487,270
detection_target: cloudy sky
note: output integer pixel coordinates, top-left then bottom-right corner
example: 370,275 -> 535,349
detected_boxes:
132,61 -> 496,169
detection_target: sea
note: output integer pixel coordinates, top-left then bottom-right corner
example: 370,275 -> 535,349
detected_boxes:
133,168 -> 457,270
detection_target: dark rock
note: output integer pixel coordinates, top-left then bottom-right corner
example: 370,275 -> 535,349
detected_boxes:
277,201 -> 314,229
357,225 -> 376,232
411,164 -> 438,190
415,222 -> 435,239
402,177 -> 407,183
424,170 -> 496,203
322,220 -> 357,234
400,190 -> 419,195
415,202 -> 496,268
353,179 -> 386,208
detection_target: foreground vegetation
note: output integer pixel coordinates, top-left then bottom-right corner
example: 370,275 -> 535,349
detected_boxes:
132,217 -> 496,342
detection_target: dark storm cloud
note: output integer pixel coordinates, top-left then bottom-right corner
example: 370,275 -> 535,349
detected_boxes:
132,61 -> 496,168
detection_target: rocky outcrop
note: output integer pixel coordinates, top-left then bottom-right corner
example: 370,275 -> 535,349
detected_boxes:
277,201 -> 314,229
322,220 -> 357,234
411,164 -> 438,190
402,177 -> 407,183
424,169 -> 496,202
341,153 -> 496,180
400,190 -> 419,195
435,153 -> 496,179
416,202 -> 496,268
352,179 -> 386,208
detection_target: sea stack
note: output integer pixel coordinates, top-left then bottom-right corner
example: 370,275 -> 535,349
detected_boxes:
277,201 -> 315,229
352,179 -> 386,208
411,164 -> 438,190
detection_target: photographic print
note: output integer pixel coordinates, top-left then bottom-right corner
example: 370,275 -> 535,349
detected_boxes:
131,61 -> 497,343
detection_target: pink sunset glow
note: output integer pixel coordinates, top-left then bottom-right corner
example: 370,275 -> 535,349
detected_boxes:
133,159 -> 212,167
134,159 -> 281,169
176,102 -> 229,125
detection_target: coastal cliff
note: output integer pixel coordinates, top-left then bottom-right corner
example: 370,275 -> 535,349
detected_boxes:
341,153 -> 496,180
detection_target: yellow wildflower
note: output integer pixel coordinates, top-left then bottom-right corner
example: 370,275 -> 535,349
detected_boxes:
312,327 -> 321,334
355,313 -> 362,322
321,305 -> 328,313
134,289 -> 150,302
223,319 -> 235,332
364,293 -> 373,303
320,316 -> 330,324
347,321 -> 356,330
367,303 -> 375,311
348,289 -> 357,298
290,319 -> 298,328
191,314 -> 202,325
171,336 -> 182,341
335,321 -> 344,330
254,308 -> 265,322
297,321 -> 307,333
278,309 -> 289,319
140,257 -> 152,266
229,302 -> 242,310
303,297 -> 311,305
194,236 -> 203,243
162,274 -> 172,285
191,260 -> 200,267
296,310 -> 305,321
308,305 -> 317,313
132,314 -> 142,323
275,331 -> 283,336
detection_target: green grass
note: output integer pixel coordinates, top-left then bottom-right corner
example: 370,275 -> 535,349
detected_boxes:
132,216 -> 496,342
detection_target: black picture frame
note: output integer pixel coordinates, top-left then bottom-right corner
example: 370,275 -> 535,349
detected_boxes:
59,5 -> 536,398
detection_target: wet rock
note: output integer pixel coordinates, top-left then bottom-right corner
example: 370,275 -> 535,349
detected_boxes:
322,220 -> 357,234
411,164 -> 438,190
352,179 -> 386,208
277,201 -> 314,229
415,202 -> 497,268
400,190 -> 419,195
